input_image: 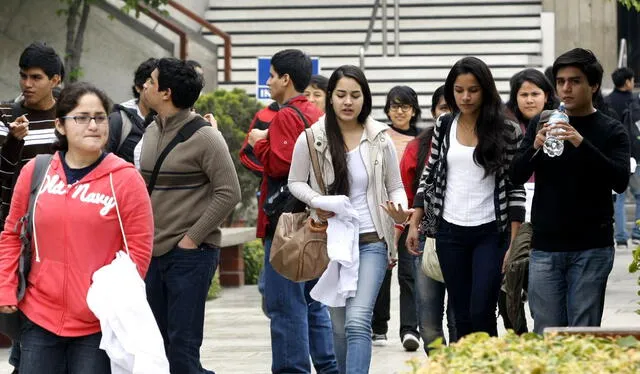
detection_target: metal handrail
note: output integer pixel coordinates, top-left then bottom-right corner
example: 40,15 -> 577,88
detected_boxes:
137,3 -> 188,60
359,0 -> 382,70
393,0 -> 399,57
618,38 -> 628,68
167,0 -> 232,82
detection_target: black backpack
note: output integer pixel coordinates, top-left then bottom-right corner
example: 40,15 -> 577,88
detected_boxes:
621,100 -> 640,161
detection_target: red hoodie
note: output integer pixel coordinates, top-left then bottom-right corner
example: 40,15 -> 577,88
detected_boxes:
253,96 -> 322,238
0,152 -> 153,337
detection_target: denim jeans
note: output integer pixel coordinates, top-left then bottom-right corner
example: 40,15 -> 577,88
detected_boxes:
19,318 -> 110,374
414,248 -> 456,353
146,243 -> 219,374
435,220 -> 507,340
614,171 -> 640,242
263,238 -> 337,374
528,247 -> 614,334
371,228 -> 419,340
329,241 -> 388,374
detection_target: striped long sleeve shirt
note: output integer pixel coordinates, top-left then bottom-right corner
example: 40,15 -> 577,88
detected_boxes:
413,113 -> 526,233
0,101 -> 57,226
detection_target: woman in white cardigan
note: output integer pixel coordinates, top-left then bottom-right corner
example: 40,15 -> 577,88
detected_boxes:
288,65 -> 409,374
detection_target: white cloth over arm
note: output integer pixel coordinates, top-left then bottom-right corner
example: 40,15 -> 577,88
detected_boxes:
309,195 -> 360,307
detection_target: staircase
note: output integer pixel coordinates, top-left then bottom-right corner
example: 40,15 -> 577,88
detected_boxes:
204,0 -> 544,123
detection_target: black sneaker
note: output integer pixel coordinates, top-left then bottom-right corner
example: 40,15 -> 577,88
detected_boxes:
402,334 -> 420,351
372,333 -> 387,346
616,240 -> 628,248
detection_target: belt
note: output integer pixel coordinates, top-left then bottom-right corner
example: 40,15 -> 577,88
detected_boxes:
359,232 -> 383,244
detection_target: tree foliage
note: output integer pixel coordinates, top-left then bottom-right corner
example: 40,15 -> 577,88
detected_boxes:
194,89 -> 264,223
618,0 -> 640,11
57,0 -> 168,84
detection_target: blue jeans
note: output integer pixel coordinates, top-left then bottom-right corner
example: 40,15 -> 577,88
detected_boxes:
146,243 -> 219,374
329,241 -> 388,374
614,171 -> 640,242
435,220 -> 507,340
528,247 -> 614,334
371,228 -> 419,339
19,318 -> 110,374
263,238 -> 337,374
414,247 -> 456,353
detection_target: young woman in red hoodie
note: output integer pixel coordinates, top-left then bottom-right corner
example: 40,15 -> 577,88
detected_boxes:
0,82 -> 153,373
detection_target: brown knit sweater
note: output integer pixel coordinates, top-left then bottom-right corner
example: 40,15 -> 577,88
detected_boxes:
140,110 -> 241,256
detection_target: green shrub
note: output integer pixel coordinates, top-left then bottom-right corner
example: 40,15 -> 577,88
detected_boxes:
411,331 -> 640,374
630,224 -> 640,314
207,270 -> 222,300
243,239 -> 264,285
194,89 -> 263,225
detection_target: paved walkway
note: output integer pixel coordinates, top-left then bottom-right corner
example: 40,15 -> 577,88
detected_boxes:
0,246 -> 637,373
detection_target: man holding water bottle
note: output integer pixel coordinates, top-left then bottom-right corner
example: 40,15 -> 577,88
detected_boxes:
509,48 -> 630,334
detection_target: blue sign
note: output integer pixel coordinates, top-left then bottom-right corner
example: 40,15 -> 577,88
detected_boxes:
256,56 -> 320,101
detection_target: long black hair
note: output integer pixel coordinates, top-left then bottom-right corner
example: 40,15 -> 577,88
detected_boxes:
325,65 -> 372,196
444,57 -> 508,176
383,85 -> 422,127
506,68 -> 559,125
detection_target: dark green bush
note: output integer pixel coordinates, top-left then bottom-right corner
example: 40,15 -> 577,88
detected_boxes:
194,89 -> 263,224
243,239 -> 264,285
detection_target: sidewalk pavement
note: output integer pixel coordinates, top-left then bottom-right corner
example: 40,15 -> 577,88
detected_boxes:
0,246 -> 637,373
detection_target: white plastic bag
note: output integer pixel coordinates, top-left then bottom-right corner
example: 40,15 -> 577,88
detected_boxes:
86,174 -> 169,374
421,237 -> 444,283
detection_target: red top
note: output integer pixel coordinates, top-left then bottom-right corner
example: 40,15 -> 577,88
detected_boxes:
0,153 -> 153,336
239,102 -> 279,175
253,96 -> 322,238
400,137 -> 431,208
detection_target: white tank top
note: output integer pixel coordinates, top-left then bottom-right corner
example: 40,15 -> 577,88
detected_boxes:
347,146 -> 376,233
442,116 -> 495,226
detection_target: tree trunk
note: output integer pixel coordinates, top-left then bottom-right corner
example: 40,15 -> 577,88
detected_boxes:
64,0 -> 91,84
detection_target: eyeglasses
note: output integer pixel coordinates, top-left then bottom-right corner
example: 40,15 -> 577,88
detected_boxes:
62,115 -> 108,125
389,104 -> 413,112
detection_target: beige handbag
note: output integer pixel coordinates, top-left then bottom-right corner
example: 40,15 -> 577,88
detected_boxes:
421,237 -> 444,283
270,129 -> 329,282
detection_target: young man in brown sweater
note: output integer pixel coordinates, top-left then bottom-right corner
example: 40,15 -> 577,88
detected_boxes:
140,58 -> 241,374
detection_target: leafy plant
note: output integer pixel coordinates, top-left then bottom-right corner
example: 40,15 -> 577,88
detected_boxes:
412,331 -> 640,373
630,221 -> 640,314
243,239 -> 265,285
207,270 -> 222,300
194,89 -> 264,224
618,0 -> 640,11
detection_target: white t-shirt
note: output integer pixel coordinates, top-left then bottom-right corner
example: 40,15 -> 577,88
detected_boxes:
442,116 -> 495,226
347,146 -> 376,233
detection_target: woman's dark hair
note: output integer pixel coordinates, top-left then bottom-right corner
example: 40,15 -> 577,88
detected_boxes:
444,57 -> 508,176
430,85 -> 446,118
54,82 -> 111,151
308,75 -> 329,93
325,65 -> 372,196
383,85 -> 421,126
506,68 -> 559,124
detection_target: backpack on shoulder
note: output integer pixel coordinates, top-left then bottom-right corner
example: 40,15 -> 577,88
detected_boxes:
0,154 -> 52,339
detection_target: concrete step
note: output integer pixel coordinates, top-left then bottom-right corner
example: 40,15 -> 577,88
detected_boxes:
219,54 -> 542,71
221,42 -> 542,58
209,17 -> 541,34
205,4 -> 542,21
213,29 -> 541,46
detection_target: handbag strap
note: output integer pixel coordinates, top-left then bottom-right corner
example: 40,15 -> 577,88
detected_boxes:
305,129 -> 326,195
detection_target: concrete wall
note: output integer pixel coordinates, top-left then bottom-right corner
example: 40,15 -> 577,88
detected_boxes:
0,0 -> 217,104
543,0 -> 618,88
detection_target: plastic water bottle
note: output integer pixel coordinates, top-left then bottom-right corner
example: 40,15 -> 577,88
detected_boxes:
543,102 -> 569,157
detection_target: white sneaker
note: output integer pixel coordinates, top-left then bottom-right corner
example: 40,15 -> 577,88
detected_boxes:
372,333 -> 387,346
402,334 -> 420,352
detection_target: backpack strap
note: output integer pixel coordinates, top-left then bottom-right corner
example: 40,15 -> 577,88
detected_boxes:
147,117 -> 209,195
282,104 -> 310,128
117,110 -> 134,151
16,153 -> 52,301
305,129 -> 326,195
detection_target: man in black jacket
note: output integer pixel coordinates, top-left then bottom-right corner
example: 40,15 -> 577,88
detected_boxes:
606,67 -> 640,247
509,48 -> 630,334
106,58 -> 156,163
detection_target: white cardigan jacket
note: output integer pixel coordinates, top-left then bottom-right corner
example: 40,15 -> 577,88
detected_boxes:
288,116 -> 408,258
